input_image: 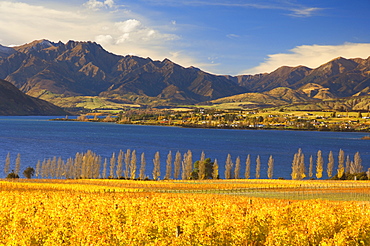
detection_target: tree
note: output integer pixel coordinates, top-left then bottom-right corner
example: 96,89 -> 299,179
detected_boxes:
4,152 -> 10,175
350,152 -> 363,174
234,156 -> 241,179
255,155 -> 261,179
35,160 -> 41,178
174,151 -> 182,179
130,150 -> 137,179
191,158 -> 214,180
245,154 -> 251,179
308,155 -> 313,178
212,158 -> 219,179
139,152 -> 146,180
6,171 -> 19,179
15,153 -> 21,176
124,149 -> 131,179
117,150 -> 124,179
164,151 -> 172,180
267,155 -> 274,179
102,158 -> 108,179
152,151 -> 161,180
337,149 -> 345,179
327,151 -> 334,178
316,150 -> 323,179
198,151 -> 206,180
291,149 -> 305,180
109,152 -> 116,178
224,154 -> 233,179
23,167 -> 35,179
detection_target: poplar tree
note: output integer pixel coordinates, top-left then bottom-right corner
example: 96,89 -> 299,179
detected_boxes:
350,152 -> 363,174
117,150 -> 124,179
234,156 -> 241,179
255,155 -> 261,179
267,155 -> 274,179
139,152 -> 146,180
308,155 -> 313,178
212,158 -> 219,179
35,160 -> 41,178
109,152 -> 116,178
65,157 -> 74,179
102,158 -> 108,179
224,154 -> 233,179
185,150 -> 193,179
152,151 -> 161,180
198,151 -> 206,180
299,153 -> 306,180
164,151 -> 172,180
345,155 -> 351,173
124,149 -> 131,179
316,150 -> 323,179
4,152 -> 10,175
291,149 -> 305,180
337,149 -> 345,178
174,151 -> 182,179
130,150 -> 137,179
327,151 -> 334,178
245,154 -> 251,179
15,153 -> 21,176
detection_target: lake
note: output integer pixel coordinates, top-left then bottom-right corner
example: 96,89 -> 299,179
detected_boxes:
0,116 -> 369,179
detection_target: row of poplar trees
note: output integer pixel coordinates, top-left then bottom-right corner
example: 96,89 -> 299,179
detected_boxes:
3,149 -> 368,180
291,148 -> 368,180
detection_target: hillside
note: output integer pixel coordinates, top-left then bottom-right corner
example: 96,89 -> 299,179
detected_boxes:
0,40 -> 245,107
0,79 -> 67,115
1,39 -> 370,110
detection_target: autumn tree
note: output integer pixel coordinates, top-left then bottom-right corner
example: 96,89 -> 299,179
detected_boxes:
152,151 -> 161,180
255,155 -> 261,179
15,153 -> 21,176
102,158 -> 108,179
267,155 -> 274,179
234,156 -> 241,179
327,151 -> 334,178
124,149 -> 131,179
117,150 -> 124,179
308,155 -> 313,178
212,158 -> 219,179
337,149 -> 345,179
316,150 -> 323,179
174,151 -> 182,179
130,150 -> 137,179
245,154 -> 251,179
198,151 -> 206,180
224,154 -> 233,179
164,151 -> 172,180
350,152 -> 363,174
4,152 -> 10,176
139,152 -> 146,180
109,152 -> 116,178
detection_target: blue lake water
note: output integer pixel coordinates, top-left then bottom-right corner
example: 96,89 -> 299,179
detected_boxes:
0,116 -> 369,179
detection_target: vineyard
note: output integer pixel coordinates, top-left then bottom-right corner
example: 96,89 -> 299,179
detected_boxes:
1,179 -> 370,245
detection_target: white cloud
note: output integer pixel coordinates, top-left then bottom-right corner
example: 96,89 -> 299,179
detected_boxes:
0,1 -> 190,65
244,43 -> 370,74
83,0 -> 115,11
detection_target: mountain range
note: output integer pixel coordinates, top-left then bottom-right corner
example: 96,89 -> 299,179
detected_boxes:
1,39 -> 370,111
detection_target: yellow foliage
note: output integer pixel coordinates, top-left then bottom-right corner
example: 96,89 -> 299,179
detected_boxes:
0,180 -> 369,245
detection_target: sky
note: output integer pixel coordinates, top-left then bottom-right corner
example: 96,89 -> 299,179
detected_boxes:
0,0 -> 370,75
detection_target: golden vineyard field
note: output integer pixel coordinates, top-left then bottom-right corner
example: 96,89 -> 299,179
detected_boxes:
1,179 -> 370,245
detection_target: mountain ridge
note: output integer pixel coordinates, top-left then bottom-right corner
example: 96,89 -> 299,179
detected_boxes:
1,39 -> 370,109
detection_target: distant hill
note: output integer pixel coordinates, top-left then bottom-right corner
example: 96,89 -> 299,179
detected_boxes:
0,40 -> 245,106
1,39 -> 370,110
0,79 -> 67,115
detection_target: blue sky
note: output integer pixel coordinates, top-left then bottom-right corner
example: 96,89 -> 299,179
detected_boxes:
1,0 -> 370,75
